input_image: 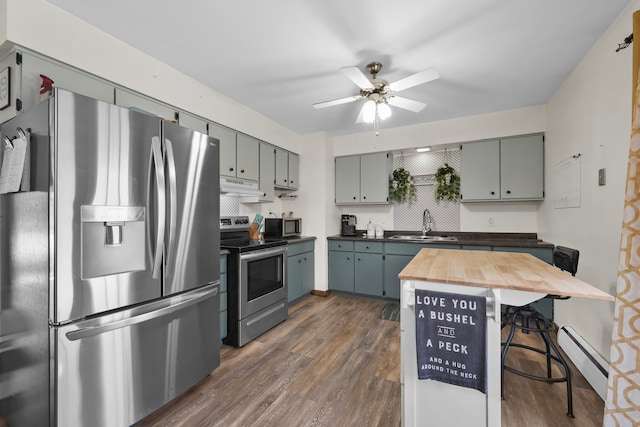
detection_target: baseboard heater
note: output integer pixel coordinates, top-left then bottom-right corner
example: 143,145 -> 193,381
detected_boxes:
557,324 -> 609,400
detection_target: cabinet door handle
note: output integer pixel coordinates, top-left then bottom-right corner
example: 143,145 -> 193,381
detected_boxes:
357,257 -> 361,261
506,190 -> 511,194
490,191 -> 495,195
303,257 -> 307,261
346,257 -> 350,260
353,196 -> 357,200
366,245 -> 370,249
229,167 -> 234,172
240,169 -> 245,173
363,196 -> 367,200
298,259 -> 302,263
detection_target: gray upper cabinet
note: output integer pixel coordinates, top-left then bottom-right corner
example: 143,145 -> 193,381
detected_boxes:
22,52 -> 115,109
460,139 -> 500,201
241,142 -> 275,203
114,87 -> 177,122
236,134 -> 260,182
208,124 -> 259,182
0,49 -> 115,124
209,123 -> 237,178
461,134 -> 544,202
335,152 -> 391,205
178,111 -> 208,134
500,135 -> 544,200
335,155 -> 361,204
275,147 -> 299,190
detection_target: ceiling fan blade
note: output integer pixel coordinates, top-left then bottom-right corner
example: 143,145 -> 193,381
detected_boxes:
313,95 -> 362,109
341,66 -> 374,90
387,96 -> 427,112
388,67 -> 440,92
355,102 -> 369,123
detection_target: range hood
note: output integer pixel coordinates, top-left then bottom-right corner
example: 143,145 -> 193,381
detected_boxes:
220,176 -> 264,197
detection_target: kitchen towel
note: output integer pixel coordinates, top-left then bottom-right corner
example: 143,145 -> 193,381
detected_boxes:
415,289 -> 486,394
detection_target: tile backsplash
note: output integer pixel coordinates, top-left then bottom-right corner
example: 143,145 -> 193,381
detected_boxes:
392,150 -> 461,232
220,195 -> 240,216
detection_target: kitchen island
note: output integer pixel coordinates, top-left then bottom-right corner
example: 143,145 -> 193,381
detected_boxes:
398,248 -> 613,427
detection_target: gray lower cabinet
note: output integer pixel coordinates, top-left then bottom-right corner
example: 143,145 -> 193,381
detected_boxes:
329,239 -> 554,308
355,253 -> 383,296
383,255 -> 413,300
354,242 -> 384,297
328,240 -> 355,292
288,240 -> 315,302
220,255 -> 228,342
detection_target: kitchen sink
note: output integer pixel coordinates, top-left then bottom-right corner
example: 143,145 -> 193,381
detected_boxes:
388,235 -> 458,242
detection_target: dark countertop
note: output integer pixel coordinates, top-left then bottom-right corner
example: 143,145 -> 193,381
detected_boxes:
284,236 -> 317,244
328,231 -> 553,249
220,236 -> 316,255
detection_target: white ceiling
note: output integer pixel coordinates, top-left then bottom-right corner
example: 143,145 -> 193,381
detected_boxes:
47,0 -> 630,136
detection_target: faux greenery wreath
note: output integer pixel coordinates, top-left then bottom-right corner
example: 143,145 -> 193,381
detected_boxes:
434,163 -> 460,202
389,167 -> 417,203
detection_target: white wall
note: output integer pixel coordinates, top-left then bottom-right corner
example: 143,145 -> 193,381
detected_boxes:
538,2 -> 636,359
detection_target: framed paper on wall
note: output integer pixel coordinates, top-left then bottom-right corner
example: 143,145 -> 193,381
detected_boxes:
0,67 -> 10,111
414,174 -> 435,186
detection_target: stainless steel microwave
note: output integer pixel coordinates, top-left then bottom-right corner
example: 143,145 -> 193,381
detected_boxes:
264,218 -> 301,238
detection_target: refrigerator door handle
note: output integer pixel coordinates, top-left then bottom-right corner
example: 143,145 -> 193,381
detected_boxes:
164,137 -> 177,267
150,136 -> 166,279
65,284 -> 218,341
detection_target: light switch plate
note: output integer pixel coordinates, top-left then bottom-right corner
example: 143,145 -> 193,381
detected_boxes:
598,168 -> 606,186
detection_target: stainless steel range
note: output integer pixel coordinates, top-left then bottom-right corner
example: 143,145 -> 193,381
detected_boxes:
220,216 -> 288,347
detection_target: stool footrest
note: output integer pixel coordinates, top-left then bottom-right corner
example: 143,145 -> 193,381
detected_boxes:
501,305 -> 574,418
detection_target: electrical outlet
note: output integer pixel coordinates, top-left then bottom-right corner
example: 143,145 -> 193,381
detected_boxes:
488,217 -> 495,227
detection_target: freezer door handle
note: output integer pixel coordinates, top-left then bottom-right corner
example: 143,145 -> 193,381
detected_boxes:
65,284 -> 218,341
164,137 -> 177,268
150,136 -> 166,279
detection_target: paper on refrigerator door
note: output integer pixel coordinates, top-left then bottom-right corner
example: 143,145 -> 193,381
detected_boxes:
0,129 -> 29,194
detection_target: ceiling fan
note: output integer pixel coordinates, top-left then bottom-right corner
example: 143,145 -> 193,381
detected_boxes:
313,62 -> 440,124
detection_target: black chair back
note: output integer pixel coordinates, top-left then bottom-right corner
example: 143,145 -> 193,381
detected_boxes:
553,246 -> 579,276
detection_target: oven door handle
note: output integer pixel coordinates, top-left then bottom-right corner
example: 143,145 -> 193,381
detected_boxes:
240,245 -> 288,261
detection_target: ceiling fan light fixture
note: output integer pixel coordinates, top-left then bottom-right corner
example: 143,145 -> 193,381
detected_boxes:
378,102 -> 392,120
362,100 -> 376,123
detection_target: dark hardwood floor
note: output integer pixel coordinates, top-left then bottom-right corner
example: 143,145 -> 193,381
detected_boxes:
136,294 -> 604,427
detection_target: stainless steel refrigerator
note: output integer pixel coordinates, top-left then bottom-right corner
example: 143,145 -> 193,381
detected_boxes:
0,89 -> 220,427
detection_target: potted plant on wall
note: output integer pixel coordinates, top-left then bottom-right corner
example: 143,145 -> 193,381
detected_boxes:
389,167 -> 417,203
434,161 -> 460,202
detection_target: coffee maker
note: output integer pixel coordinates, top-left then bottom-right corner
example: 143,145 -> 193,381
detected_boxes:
341,214 -> 357,236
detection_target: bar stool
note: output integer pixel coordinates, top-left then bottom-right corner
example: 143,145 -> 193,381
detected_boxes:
501,246 -> 579,418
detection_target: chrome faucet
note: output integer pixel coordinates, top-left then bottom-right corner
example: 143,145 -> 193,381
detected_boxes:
422,209 -> 433,236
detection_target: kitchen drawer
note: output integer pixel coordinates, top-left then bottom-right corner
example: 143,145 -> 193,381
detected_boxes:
288,240 -> 314,256
354,241 -> 383,253
328,240 -> 354,252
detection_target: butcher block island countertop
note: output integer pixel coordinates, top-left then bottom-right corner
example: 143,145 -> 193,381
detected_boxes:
399,248 -> 613,301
